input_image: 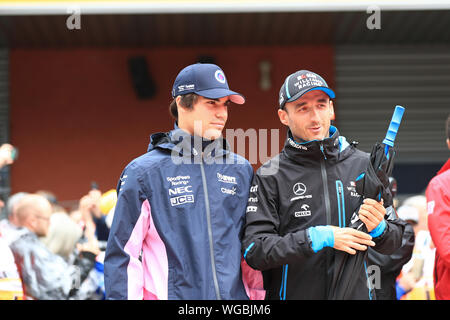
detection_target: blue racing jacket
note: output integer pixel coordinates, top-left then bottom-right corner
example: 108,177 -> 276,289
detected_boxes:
104,126 -> 264,300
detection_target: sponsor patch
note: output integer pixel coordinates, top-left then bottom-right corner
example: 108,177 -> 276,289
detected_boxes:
427,200 -> 435,215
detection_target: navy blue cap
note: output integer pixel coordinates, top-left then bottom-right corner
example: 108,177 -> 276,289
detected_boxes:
172,63 -> 245,104
279,70 -> 335,109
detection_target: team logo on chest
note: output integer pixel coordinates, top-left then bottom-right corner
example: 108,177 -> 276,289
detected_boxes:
347,181 -> 361,198
217,172 -> 238,196
294,204 -> 312,217
290,182 -> 312,202
167,175 -> 195,207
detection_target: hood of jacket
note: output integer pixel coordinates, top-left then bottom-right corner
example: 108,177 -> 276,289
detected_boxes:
147,123 -> 231,160
437,157 -> 450,175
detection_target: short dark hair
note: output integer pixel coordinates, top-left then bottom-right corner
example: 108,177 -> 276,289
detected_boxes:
169,93 -> 199,120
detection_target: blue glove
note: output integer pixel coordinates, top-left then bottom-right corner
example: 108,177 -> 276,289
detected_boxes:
307,226 -> 334,253
369,219 -> 386,238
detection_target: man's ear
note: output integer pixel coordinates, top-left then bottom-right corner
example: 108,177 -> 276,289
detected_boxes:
176,96 -> 183,114
330,100 -> 335,120
27,215 -> 38,233
278,108 -> 289,126
176,96 -> 191,120
446,138 -> 450,150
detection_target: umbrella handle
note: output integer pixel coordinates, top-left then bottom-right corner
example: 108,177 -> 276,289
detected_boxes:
377,105 -> 405,201
382,105 -> 405,156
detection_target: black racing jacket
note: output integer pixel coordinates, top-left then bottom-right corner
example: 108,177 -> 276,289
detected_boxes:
242,126 -> 405,300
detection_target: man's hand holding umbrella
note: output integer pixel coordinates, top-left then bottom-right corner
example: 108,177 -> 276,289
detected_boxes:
323,198 -> 385,256
328,106 -> 405,299
358,198 -> 386,233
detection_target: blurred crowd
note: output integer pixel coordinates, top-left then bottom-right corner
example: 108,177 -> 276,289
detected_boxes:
394,194 -> 436,300
0,137 -> 445,300
0,143 -> 117,300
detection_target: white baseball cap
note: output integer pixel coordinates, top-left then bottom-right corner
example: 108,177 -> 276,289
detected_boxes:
397,205 -> 419,224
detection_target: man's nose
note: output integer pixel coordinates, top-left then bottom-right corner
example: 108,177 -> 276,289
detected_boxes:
216,104 -> 228,119
309,107 -> 321,122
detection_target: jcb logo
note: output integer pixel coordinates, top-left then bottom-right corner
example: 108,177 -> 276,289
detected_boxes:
170,194 -> 194,207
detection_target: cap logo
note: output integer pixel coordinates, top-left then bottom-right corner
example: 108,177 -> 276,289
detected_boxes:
294,77 -> 324,91
177,84 -> 195,92
279,92 -> 284,105
215,70 -> 226,84
306,73 -> 318,78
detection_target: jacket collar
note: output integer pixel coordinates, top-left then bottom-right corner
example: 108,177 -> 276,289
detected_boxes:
283,125 -> 352,163
437,158 -> 450,175
147,122 -> 231,160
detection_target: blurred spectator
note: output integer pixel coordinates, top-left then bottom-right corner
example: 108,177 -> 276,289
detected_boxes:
69,209 -> 85,228
425,114 -> 450,300
0,192 -> 29,245
0,235 -> 23,300
0,143 -> 15,168
6,192 -> 29,225
397,204 -> 419,227
367,176 -> 415,300
0,143 -> 24,300
389,176 -> 399,209
0,142 -> 19,223
79,189 -> 110,243
104,206 -> 115,230
41,212 -> 83,261
403,195 -> 429,232
0,143 -> 17,214
41,210 -> 105,300
9,194 -> 98,300
99,189 -> 117,229
396,195 -> 436,300
36,190 -> 67,213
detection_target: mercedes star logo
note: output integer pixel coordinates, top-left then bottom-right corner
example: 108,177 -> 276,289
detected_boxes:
293,182 -> 307,196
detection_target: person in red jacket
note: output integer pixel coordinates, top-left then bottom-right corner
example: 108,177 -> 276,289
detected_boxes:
426,114 -> 450,300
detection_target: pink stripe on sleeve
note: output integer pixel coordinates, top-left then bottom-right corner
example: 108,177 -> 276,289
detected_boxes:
241,258 -> 266,300
142,200 -> 168,300
123,199 -> 168,300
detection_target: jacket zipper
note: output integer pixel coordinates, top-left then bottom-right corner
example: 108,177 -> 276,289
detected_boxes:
320,143 -> 331,225
320,143 -> 327,160
199,159 -> 222,300
320,142 -> 332,296
336,180 -> 346,228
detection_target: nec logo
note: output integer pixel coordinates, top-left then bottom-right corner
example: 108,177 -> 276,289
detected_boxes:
169,185 -> 194,207
169,186 -> 193,196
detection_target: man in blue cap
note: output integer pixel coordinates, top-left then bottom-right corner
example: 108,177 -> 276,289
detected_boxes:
242,70 -> 405,299
104,63 -> 264,300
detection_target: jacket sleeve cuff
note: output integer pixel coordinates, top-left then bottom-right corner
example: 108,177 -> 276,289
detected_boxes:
307,226 -> 334,253
369,219 -> 386,238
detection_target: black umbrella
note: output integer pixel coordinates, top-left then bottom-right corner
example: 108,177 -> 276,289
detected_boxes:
328,106 -> 405,300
